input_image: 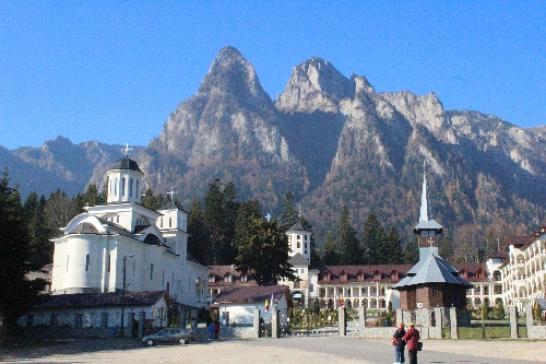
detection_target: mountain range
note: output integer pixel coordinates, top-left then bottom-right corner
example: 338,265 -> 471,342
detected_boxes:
2,46 -> 545,244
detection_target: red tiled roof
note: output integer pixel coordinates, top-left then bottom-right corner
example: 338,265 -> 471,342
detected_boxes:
504,235 -> 532,248
214,285 -> 290,305
319,263 -> 489,284
208,265 -> 257,287
319,264 -> 413,284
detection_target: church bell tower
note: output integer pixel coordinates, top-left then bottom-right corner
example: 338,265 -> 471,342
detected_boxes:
413,161 -> 443,260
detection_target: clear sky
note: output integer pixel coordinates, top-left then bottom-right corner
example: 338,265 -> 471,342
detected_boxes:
1,1 -> 545,149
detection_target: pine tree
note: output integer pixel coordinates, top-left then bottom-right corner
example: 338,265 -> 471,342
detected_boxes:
235,217 -> 295,285
203,179 -> 239,264
321,229 -> 339,265
187,200 -> 212,264
337,206 -> 361,264
234,199 -> 263,252
362,213 -> 387,264
384,226 -> 403,264
78,184 -> 106,208
403,239 -> 419,264
24,193 -> 52,269
279,192 -> 299,231
0,172 -> 44,339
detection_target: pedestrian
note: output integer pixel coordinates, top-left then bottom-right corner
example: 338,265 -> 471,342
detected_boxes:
392,322 -> 406,364
402,323 -> 420,364
214,320 -> 220,341
207,321 -> 215,341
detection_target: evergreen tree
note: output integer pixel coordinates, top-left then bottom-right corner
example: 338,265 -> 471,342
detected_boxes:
235,217 -> 295,285
0,172 -> 44,339
24,193 -> 52,269
362,213 -> 387,264
141,188 -> 166,210
77,184 -> 106,209
203,179 -> 239,264
278,192 -> 299,231
187,200 -> 212,265
321,229 -> 339,265
337,206 -> 361,264
384,226 -> 403,264
403,239 -> 419,264
234,199 -> 262,252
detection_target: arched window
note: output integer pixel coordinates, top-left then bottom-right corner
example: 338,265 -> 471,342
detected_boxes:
121,177 -> 126,196
169,217 -> 172,228
114,177 -> 118,196
85,254 -> 90,272
129,178 -> 133,197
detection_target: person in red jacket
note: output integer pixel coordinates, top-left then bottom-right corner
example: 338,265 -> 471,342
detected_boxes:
402,323 -> 420,364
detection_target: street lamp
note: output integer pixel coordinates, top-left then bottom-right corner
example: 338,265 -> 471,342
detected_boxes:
120,254 -> 135,337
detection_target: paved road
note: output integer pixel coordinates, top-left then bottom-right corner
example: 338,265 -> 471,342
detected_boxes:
251,336 -> 539,364
1,336 -> 542,363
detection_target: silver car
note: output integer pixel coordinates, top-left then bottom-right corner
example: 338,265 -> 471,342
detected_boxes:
142,328 -> 195,346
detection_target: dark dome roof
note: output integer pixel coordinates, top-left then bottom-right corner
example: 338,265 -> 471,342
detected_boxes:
110,157 -> 142,173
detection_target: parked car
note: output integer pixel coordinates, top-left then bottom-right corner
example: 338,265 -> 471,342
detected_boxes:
142,328 -> 195,346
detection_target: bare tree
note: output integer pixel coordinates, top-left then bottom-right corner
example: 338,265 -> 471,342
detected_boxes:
45,190 -> 79,234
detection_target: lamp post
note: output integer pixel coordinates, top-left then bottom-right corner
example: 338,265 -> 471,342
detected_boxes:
120,254 -> 135,337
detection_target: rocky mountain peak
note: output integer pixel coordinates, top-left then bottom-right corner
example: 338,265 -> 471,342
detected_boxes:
352,74 -> 375,95
276,57 -> 354,113
198,46 -> 271,104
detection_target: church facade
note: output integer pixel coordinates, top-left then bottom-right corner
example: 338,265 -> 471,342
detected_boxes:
22,155 -> 209,335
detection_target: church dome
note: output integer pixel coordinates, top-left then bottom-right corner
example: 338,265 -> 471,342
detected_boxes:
110,156 -> 142,173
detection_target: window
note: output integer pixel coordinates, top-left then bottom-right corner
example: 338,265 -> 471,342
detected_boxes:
150,264 -> 154,280
116,216 -> 119,223
85,254 -> 90,272
169,217 -> 172,228
66,254 -> 69,272
209,275 -> 215,283
301,269 -> 305,273
304,242 -> 308,249
160,218 -> 163,228
166,282 -> 170,293
75,314 -> 83,328
297,241 -> 301,248
106,254 -> 111,273
114,177 -> 118,196
305,250 -> 308,255
101,313 -> 108,328
297,235 -> 301,240
304,235 -> 308,241
162,270 -> 165,286
121,177 -> 126,196
129,178 -> 133,197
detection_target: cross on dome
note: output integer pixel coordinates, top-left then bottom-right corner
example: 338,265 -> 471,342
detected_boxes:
122,143 -> 133,157
167,190 -> 177,201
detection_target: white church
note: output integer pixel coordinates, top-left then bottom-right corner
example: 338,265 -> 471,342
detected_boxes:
20,154 -> 209,336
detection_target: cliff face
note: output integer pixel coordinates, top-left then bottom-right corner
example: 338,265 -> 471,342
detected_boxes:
2,46 -> 545,242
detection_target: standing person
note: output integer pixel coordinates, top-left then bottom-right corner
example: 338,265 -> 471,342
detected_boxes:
403,323 -> 420,364
207,321 -> 215,341
214,320 -> 220,341
392,322 -> 406,364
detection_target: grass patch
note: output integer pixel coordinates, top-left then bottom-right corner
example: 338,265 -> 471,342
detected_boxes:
458,325 -> 512,339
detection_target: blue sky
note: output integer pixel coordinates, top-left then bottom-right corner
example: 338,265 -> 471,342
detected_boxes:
1,1 -> 545,149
